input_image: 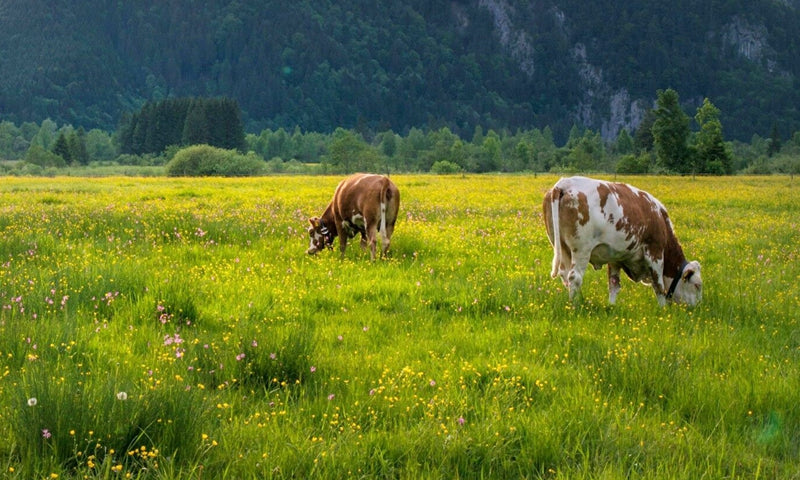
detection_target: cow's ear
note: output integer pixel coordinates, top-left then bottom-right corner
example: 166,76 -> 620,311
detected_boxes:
683,261 -> 701,281
309,217 -> 319,228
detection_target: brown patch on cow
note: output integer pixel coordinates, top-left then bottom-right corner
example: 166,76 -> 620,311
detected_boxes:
556,192 -> 581,243
659,208 -> 686,278
575,191 -> 590,226
597,183 -> 612,213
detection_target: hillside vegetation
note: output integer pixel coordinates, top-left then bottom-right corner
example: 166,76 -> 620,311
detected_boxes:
1,0 -> 799,142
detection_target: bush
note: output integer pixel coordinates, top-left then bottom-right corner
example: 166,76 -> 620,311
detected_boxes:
25,145 -> 66,168
615,153 -> 652,174
430,160 -> 463,174
166,145 -> 265,176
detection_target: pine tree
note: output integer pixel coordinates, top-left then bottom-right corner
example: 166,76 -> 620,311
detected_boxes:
652,89 -> 691,173
52,132 -> 72,163
69,128 -> 90,165
182,100 -> 210,146
694,98 -> 731,174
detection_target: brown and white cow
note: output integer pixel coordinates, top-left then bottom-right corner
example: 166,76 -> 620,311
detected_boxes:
543,176 -> 702,305
307,173 -> 400,260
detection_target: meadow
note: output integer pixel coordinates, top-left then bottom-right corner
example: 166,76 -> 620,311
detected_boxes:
0,174 -> 798,479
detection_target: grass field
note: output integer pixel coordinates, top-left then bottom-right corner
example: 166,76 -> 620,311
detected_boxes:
0,174 -> 798,479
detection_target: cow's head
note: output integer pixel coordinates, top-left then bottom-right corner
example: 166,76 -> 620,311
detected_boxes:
670,260 -> 703,305
307,217 -> 333,255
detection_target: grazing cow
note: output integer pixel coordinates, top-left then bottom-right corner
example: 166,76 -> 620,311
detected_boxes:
543,176 -> 702,305
307,173 -> 400,260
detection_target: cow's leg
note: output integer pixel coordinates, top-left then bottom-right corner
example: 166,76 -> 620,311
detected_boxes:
651,271 -> 667,306
556,247 -> 572,288
646,260 -> 668,306
567,250 -> 590,302
607,264 -> 621,304
365,224 -> 378,261
380,225 -> 392,258
338,231 -> 348,259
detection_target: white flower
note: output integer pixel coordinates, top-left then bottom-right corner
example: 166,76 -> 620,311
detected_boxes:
116,391 -> 128,401
27,397 -> 37,407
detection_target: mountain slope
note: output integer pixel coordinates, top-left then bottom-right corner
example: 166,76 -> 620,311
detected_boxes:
0,0 -> 798,142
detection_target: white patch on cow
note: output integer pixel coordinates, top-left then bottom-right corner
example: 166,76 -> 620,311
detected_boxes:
350,213 -> 365,228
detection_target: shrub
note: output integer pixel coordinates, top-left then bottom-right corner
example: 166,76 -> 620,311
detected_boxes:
430,160 -> 463,174
166,144 -> 265,176
615,153 -> 651,174
25,145 -> 66,168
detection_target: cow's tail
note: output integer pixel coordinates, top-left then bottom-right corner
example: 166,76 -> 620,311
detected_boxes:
379,178 -> 395,236
550,186 -> 563,279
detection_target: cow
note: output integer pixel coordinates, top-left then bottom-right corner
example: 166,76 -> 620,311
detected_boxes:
307,173 -> 400,260
543,176 -> 702,306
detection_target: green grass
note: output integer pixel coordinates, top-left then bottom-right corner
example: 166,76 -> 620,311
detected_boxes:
0,174 -> 799,479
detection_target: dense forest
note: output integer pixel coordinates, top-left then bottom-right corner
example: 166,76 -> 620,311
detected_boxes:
1,0 -> 799,144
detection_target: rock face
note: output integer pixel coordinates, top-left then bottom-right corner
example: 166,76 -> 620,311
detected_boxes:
723,16 -> 768,61
478,0 -> 650,141
476,1 -> 795,141
478,0 -> 536,77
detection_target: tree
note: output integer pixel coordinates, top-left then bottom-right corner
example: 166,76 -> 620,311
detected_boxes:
694,98 -> 732,174
767,124 -> 781,157
182,101 -> 210,146
327,128 -> 365,173
118,98 -> 245,154
52,132 -> 72,163
69,127 -> 90,165
652,89 -> 691,173
26,144 -> 66,168
613,129 -> 634,155
634,109 -> 656,153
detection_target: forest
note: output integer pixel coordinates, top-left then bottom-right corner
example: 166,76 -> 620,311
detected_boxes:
1,0 -> 799,145
1,92 -> 798,177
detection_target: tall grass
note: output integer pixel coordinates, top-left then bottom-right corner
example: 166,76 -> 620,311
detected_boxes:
0,175 -> 798,478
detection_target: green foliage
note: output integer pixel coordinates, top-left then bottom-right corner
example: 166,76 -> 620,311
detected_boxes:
4,1 -> 800,142
118,98 -> 246,155
693,98 -> 733,174
652,89 -> 691,173
2,112 -> 800,177
166,144 -> 264,176
615,153 -> 652,174
25,144 -> 65,168
430,160 -> 463,174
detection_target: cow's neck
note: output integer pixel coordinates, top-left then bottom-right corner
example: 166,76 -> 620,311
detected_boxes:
663,230 -> 687,298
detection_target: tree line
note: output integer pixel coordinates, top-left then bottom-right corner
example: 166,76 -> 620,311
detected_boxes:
1,94 -> 798,176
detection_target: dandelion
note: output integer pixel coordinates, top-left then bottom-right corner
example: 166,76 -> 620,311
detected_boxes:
116,391 -> 128,401
27,397 -> 37,407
